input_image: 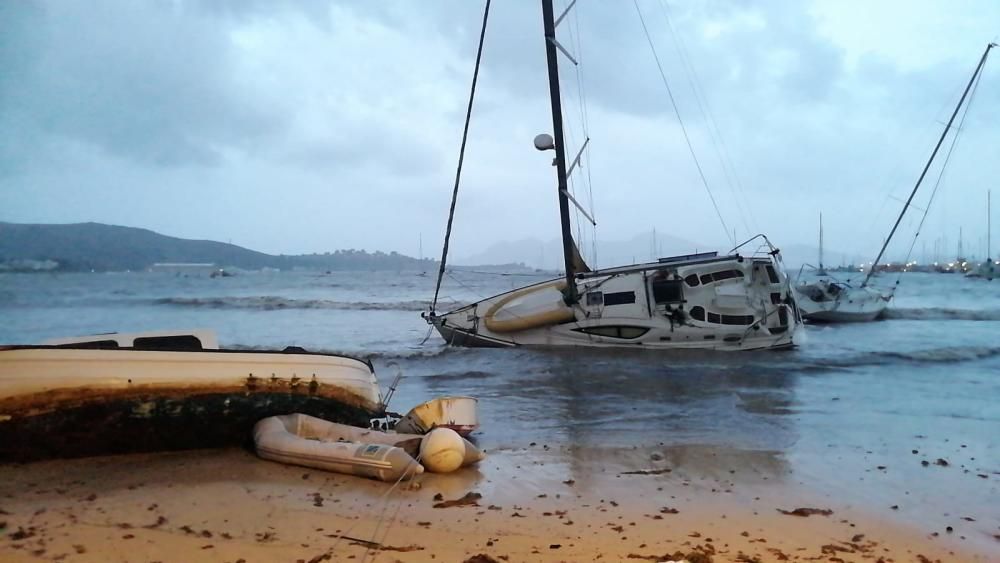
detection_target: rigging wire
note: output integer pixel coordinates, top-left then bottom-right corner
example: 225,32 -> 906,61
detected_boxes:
862,42 -> 994,287
360,453 -> 424,563
892,63 -> 985,291
856,79 -> 968,262
430,0 -> 491,313
571,4 -> 599,267
632,0 -> 735,246
656,0 -> 757,238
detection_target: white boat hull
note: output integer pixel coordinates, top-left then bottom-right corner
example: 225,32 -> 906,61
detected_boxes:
0,346 -> 382,460
794,281 -> 888,323
429,254 -> 800,351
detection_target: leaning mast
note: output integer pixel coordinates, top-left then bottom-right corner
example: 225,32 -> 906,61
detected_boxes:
863,42 -> 995,288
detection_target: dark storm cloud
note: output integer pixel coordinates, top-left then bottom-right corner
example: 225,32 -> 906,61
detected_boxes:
0,0 -> 998,261
0,1 -> 283,172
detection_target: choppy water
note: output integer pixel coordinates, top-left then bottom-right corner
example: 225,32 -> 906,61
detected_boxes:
2,270 -> 998,545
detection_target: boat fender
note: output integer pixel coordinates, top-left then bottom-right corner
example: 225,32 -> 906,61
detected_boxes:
420,428 -> 467,473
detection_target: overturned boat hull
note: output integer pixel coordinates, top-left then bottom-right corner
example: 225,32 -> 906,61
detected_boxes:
394,396 -> 479,436
0,346 -> 381,461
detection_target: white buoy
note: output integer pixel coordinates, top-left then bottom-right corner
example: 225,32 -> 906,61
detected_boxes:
420,428 -> 466,473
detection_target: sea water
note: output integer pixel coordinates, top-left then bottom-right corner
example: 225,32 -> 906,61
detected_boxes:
1,270 -> 998,547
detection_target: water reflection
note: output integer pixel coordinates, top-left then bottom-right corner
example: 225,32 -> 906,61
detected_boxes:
386,346 -> 800,485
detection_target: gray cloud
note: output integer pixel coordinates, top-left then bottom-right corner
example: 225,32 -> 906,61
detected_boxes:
1,0 -> 999,264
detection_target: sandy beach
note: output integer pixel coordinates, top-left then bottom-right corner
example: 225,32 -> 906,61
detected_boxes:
1,442 -> 994,563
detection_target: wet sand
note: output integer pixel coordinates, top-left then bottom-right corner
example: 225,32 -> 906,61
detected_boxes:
1,444 -> 994,562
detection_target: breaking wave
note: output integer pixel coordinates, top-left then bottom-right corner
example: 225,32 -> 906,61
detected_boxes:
884,307 -> 1000,321
154,296 -> 432,312
793,345 -> 1000,372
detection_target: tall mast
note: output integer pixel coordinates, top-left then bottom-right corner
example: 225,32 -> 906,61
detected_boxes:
818,212 -> 824,270
988,190 -> 992,260
862,42 -> 995,288
541,0 -> 579,303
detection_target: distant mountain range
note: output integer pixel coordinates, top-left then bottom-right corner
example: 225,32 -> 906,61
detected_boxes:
0,221 -> 851,273
0,222 -> 437,272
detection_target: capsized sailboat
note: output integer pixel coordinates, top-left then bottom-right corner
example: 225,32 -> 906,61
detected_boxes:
795,42 -> 996,322
423,0 -> 800,351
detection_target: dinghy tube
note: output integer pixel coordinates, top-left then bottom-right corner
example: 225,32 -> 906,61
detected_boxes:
253,414 -> 424,482
484,281 -> 575,333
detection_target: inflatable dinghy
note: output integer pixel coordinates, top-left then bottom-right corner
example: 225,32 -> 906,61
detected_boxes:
254,414 -> 424,482
253,414 -> 485,480
304,415 -> 486,468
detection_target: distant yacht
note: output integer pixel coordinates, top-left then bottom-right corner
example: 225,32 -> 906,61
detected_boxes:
966,191 -> 996,280
795,42 -> 995,322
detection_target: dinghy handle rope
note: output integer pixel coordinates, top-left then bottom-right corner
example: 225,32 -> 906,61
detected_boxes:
431,0 -> 491,315
324,451 -> 424,562
361,451 -> 425,563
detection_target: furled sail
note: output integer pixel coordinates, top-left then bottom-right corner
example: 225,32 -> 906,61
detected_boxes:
570,237 -> 591,273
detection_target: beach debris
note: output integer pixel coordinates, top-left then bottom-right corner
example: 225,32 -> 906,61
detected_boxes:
9,526 -> 36,540
935,458 -> 949,467
563,479 -> 575,485
463,555 -> 501,563
433,492 -> 482,508
776,507 -> 833,517
921,460 -> 930,466
626,550 -> 689,561
766,547 -> 790,560
620,468 -> 672,476
660,507 -> 680,514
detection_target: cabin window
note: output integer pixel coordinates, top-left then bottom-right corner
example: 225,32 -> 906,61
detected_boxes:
651,279 -> 684,303
603,291 -> 636,306
684,274 -> 700,287
707,312 -> 721,324
770,292 -> 782,304
56,340 -> 119,349
721,314 -> 754,325
575,326 -> 649,339
699,270 -> 745,285
713,270 -> 739,282
133,335 -> 204,351
765,265 -> 780,284
778,306 -> 788,326
689,306 -> 706,321
586,292 -> 604,306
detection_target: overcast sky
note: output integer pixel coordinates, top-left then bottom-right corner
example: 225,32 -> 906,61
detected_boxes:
1,0 -> 998,266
